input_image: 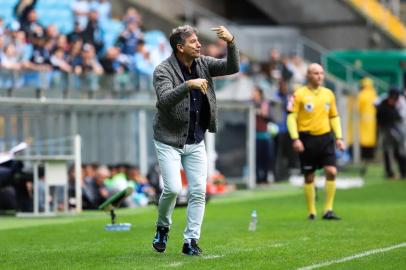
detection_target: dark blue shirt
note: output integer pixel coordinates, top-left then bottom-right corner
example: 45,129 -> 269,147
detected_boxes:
176,57 -> 209,144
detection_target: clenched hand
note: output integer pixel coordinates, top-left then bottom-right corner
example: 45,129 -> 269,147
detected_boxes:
187,79 -> 208,95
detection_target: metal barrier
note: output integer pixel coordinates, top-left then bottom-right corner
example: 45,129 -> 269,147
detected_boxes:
0,70 -> 154,99
14,135 -> 82,216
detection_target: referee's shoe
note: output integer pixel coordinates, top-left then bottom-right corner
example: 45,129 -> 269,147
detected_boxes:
322,210 -> 341,220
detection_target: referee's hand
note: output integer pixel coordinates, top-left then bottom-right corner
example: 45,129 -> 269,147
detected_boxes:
336,139 -> 345,151
292,139 -> 304,153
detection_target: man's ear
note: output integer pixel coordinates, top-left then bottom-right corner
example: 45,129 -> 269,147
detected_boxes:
176,44 -> 183,53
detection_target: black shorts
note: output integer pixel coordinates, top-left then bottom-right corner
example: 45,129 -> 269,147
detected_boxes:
299,132 -> 336,174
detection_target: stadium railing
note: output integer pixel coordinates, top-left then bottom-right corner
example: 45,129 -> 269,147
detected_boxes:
0,70 -> 154,99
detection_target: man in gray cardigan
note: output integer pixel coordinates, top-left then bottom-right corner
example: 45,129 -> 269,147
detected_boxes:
152,25 -> 239,256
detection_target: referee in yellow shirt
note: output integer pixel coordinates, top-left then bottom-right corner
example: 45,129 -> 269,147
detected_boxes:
287,63 -> 345,220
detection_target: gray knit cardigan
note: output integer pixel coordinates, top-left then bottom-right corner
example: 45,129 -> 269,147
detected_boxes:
152,43 -> 239,148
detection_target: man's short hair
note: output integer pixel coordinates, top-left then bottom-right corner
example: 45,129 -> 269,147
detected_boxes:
389,87 -> 401,99
169,25 -> 198,53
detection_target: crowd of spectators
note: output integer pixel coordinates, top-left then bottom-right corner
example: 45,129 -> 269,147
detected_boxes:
0,161 -> 161,213
70,163 -> 159,210
0,0 -> 172,97
240,48 -> 309,184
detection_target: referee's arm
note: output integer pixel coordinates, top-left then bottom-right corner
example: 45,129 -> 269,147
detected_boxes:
287,112 -> 299,140
329,93 -> 345,151
287,112 -> 304,152
329,116 -> 342,139
330,116 -> 345,150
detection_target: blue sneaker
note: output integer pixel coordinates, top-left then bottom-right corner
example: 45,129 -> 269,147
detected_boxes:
182,239 -> 202,256
152,226 -> 169,253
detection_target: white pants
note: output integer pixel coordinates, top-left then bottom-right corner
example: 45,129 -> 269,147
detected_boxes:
154,140 -> 207,240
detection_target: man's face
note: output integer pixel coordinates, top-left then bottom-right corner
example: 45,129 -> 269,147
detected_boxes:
307,64 -> 324,88
177,33 -> 201,58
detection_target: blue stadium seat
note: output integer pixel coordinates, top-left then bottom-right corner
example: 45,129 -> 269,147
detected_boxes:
101,19 -> 124,48
144,30 -> 167,47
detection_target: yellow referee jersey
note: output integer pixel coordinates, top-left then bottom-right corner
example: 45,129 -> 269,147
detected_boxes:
287,86 -> 339,135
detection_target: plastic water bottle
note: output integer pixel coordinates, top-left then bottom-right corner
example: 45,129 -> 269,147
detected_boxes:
105,223 -> 132,231
248,210 -> 257,231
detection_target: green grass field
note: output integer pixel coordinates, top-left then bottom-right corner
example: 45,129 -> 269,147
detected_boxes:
1,166 -> 405,270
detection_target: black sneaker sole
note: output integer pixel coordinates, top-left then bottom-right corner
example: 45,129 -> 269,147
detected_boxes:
152,245 -> 166,253
182,252 -> 201,256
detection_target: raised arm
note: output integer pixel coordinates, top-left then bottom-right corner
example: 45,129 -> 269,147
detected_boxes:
205,26 -> 239,77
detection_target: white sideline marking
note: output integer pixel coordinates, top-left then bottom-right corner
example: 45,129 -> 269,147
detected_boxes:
289,175 -> 364,189
168,262 -> 183,267
202,254 -> 224,259
297,242 -> 406,270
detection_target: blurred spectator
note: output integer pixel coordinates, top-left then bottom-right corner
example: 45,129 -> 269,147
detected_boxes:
21,9 -> 44,43
357,77 -> 378,175
280,55 -> 293,82
14,0 -> 37,28
204,43 -> 222,58
127,165 -> 155,206
132,39 -> 154,76
0,35 -> 4,51
146,162 -> 162,200
122,7 -> 142,26
67,21 -> 84,44
55,35 -> 69,53
4,23 -> 29,62
252,86 -> 272,184
50,48 -> 72,73
1,44 -> 23,71
107,164 -> 129,193
100,46 -> 127,74
215,39 -> 227,58
50,48 -> 71,90
71,0 -> 90,30
82,10 -> 104,54
81,163 -> 97,209
0,187 -> 16,212
0,17 -> 5,36
287,53 -> 307,86
45,24 -> 60,50
72,43 -> 103,94
92,165 -> 110,206
273,79 -> 297,181
0,160 -> 33,212
27,37 -> 52,71
239,54 -> 251,75
67,39 -> 83,67
73,43 -> 103,76
116,19 -> 143,55
266,48 -> 282,83
148,36 -> 171,68
90,0 -> 111,23
377,88 -> 406,179
100,46 -> 130,94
